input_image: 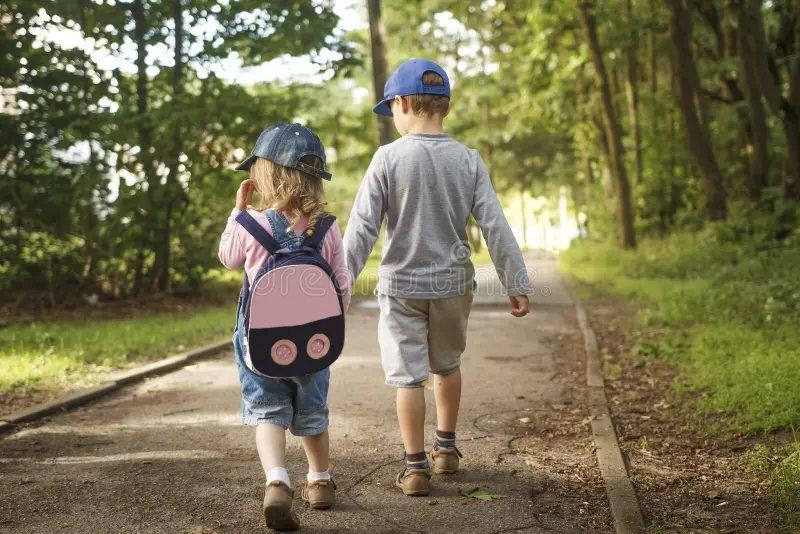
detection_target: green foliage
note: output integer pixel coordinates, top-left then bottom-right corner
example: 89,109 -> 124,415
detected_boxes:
0,0 -> 361,301
560,212 -> 800,432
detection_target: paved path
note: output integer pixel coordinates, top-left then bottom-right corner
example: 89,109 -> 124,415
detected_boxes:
0,252 -> 609,533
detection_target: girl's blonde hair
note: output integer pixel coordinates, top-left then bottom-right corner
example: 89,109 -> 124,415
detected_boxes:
250,156 -> 327,233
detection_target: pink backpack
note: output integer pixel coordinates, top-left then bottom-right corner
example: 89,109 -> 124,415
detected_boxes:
235,211 -> 345,378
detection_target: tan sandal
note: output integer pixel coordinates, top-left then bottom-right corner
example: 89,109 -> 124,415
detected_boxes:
431,445 -> 463,474
395,468 -> 431,496
262,480 -> 299,531
301,478 -> 337,509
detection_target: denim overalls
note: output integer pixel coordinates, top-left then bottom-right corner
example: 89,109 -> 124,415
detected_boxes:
232,209 -> 330,435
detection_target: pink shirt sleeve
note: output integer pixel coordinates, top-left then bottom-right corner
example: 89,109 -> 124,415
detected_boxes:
218,208 -> 248,270
320,221 -> 352,312
218,208 -> 352,311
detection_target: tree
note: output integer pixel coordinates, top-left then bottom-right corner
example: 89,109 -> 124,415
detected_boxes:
623,0 -> 643,188
579,2 -> 637,248
738,0 -> 800,200
366,0 -> 394,146
668,0 -> 727,220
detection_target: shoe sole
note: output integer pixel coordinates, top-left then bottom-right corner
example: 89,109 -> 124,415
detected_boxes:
263,504 -> 299,531
306,501 -> 333,510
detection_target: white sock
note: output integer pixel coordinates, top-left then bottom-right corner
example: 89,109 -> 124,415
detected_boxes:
307,470 -> 331,483
266,466 -> 291,487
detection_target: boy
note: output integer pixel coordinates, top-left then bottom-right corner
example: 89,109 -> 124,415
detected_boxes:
343,59 -> 531,496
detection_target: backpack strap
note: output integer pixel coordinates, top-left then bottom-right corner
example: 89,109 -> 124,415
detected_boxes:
235,211 -> 281,255
304,215 -> 336,249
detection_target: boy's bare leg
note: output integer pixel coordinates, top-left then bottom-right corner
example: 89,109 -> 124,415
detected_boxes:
302,431 -> 330,473
433,369 -> 461,432
255,423 -> 286,476
397,387 -> 426,454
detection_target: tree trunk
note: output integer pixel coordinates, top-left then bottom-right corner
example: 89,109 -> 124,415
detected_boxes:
783,7 -> 800,200
576,98 -> 595,217
742,0 -> 800,200
131,0 -> 151,296
579,3 -> 636,249
366,0 -> 394,147
624,0 -> 643,187
700,1 -> 768,201
79,0 -> 99,289
668,0 -> 727,220
154,0 -> 185,293
131,0 -> 150,157
735,2 -> 769,199
668,64 -> 679,226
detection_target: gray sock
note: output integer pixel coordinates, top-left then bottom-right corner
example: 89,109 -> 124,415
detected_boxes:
405,451 -> 429,470
434,430 -> 456,451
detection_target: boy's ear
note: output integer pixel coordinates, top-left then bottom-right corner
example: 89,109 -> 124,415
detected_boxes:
396,95 -> 409,114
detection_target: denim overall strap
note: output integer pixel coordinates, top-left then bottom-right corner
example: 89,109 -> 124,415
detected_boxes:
304,215 -> 336,249
265,209 -> 305,251
235,211 -> 281,255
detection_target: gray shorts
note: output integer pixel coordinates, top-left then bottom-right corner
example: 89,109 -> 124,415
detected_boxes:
377,293 -> 473,388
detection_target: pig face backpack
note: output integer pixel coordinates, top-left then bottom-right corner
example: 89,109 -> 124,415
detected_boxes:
235,211 -> 345,378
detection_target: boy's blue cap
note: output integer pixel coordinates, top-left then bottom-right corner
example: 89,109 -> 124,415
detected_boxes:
372,58 -> 450,117
236,123 -> 332,181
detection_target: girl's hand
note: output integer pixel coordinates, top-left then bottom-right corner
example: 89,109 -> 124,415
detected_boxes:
236,179 -> 255,211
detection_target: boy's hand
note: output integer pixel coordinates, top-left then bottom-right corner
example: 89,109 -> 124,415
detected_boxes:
236,179 -> 255,211
509,295 -> 529,317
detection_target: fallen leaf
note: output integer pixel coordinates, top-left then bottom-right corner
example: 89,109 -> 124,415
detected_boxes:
458,486 -> 507,501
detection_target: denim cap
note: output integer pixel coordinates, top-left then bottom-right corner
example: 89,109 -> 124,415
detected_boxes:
236,123 -> 332,181
372,58 -> 450,117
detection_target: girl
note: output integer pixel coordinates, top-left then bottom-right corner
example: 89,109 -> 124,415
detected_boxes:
218,123 -> 350,531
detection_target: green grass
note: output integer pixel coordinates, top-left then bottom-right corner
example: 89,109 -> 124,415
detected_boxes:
560,230 -> 800,433
560,222 -> 800,520
0,305 -> 236,395
746,437 -> 800,526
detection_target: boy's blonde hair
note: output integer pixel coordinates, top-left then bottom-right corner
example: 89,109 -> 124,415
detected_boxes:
250,156 -> 327,232
406,71 -> 450,118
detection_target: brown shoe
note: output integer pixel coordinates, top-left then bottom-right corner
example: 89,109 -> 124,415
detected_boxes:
302,478 -> 337,509
395,468 -> 431,496
262,481 -> 299,531
431,446 -> 463,474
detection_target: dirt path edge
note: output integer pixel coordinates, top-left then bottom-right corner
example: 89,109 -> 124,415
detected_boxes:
0,339 -> 230,435
562,273 -> 647,534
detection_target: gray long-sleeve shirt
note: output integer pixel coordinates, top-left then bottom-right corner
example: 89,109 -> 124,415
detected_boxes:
343,133 -> 532,299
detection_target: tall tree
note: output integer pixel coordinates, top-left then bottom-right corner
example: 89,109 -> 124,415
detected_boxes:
739,0 -> 800,200
695,1 -> 768,200
366,0 -> 394,146
668,0 -> 727,220
579,2 -> 636,248
624,0 -> 643,188
732,1 -> 770,199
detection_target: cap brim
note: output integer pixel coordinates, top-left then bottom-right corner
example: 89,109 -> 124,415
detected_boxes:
235,154 -> 257,171
372,99 -> 393,117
